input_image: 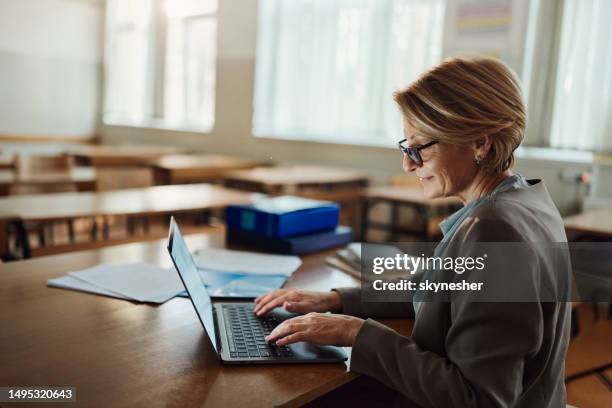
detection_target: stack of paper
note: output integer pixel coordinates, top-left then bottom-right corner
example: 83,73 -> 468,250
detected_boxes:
48,250 -> 303,302
326,243 -> 412,281
325,243 -> 362,279
47,262 -> 184,304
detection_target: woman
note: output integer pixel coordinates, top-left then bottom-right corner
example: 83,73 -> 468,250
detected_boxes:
254,57 -> 570,407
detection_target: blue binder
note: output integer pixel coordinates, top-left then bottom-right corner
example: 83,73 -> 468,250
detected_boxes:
226,226 -> 352,255
226,196 -> 340,238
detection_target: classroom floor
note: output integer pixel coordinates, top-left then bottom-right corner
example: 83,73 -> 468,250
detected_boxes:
566,304 -> 612,407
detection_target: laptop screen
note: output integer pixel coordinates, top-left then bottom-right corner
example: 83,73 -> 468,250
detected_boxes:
167,218 -> 218,352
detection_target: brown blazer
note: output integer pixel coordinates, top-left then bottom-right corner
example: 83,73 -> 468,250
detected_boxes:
335,179 -> 570,407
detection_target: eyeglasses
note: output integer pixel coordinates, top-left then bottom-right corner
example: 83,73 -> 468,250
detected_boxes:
398,139 -> 438,166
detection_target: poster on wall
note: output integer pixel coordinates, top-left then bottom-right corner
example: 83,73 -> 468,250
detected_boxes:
442,0 -> 531,77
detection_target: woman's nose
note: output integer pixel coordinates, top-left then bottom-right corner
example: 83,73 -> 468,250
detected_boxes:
402,154 -> 417,173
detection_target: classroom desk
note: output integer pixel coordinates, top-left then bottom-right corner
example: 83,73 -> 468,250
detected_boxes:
0,142 -> 87,156
0,183 -> 254,222
151,154 -> 265,185
223,165 -> 370,195
0,154 -> 15,170
0,233 -> 413,407
69,144 -> 182,167
0,168 -> 97,196
0,184 -> 256,257
362,186 -> 461,241
564,207 -> 612,239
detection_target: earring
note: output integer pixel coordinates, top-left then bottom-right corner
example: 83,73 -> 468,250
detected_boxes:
475,155 -> 481,165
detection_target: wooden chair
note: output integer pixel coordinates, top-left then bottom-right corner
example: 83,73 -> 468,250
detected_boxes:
0,154 -> 15,170
11,155 -> 76,245
94,167 -> 154,191
15,154 -> 72,172
92,167 -> 155,240
12,154 -> 75,195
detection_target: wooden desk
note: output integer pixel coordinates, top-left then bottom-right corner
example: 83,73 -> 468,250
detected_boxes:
0,142 -> 88,155
0,233 -> 412,407
362,186 -> 461,241
151,154 -> 265,185
0,168 -> 97,196
224,165 -> 370,195
70,145 -> 182,167
0,184 -> 255,257
0,154 -> 15,170
564,207 -> 612,239
0,183 -> 253,222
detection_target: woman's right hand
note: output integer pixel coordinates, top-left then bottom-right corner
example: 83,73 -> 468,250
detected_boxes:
253,289 -> 341,317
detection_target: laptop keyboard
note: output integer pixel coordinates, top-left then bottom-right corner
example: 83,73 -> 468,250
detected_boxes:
222,304 -> 294,359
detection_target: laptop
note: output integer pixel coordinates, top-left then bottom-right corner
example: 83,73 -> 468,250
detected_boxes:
167,217 -> 347,364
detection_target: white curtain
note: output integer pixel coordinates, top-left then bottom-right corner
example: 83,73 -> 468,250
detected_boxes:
550,0 -> 612,152
253,0 -> 445,145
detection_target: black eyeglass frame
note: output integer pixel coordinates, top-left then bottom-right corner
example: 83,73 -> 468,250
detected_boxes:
398,139 -> 439,166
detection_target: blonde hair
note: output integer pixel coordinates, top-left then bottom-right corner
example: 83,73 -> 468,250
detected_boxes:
394,57 -> 525,173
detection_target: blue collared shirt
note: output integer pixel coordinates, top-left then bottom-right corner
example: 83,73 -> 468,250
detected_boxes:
439,173 -> 529,243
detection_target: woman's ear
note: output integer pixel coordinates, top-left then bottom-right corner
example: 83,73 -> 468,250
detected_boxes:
473,136 -> 493,162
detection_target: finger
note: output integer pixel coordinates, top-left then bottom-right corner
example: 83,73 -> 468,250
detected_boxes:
255,293 -> 291,316
253,292 -> 283,312
255,290 -> 281,304
274,332 -> 309,346
284,300 -> 315,313
254,290 -> 280,307
256,290 -> 303,315
265,319 -> 306,343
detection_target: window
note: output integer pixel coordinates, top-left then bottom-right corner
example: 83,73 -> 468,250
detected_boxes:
104,0 -> 152,124
104,0 -> 218,130
253,0 -> 446,146
549,0 -> 612,152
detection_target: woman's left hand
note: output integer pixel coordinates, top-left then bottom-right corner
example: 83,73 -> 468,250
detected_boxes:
265,312 -> 365,347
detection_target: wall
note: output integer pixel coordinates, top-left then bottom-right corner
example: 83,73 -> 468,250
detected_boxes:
0,0 -> 104,138
101,0 -> 591,215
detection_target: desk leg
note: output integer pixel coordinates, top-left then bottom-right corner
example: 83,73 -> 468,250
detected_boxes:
126,217 -> 134,236
91,217 -> 99,240
37,224 -> 46,247
10,220 -> 31,260
143,217 -> 150,234
416,205 -> 430,241
360,199 -> 370,242
390,202 -> 399,242
67,220 -> 75,244
103,216 -> 110,240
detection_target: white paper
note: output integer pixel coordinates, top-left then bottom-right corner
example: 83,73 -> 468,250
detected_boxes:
47,275 -> 174,303
347,242 -> 362,259
193,248 -> 301,276
48,275 -> 131,300
67,262 -> 184,303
